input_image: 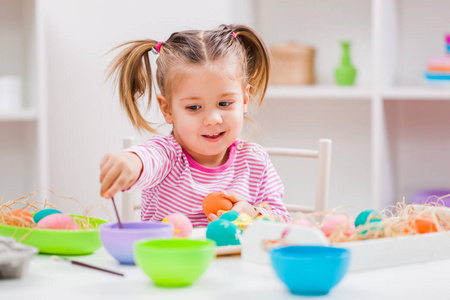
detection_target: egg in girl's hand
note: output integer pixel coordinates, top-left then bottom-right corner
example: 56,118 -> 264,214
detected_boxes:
162,213 -> 192,238
322,214 -> 355,237
5,209 -> 33,226
37,213 -> 78,230
202,192 -> 233,216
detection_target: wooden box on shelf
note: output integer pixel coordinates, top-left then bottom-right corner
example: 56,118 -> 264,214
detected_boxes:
269,42 -> 315,85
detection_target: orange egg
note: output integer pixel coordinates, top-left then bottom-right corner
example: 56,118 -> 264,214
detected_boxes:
408,215 -> 438,234
5,209 -> 33,227
202,192 -> 233,216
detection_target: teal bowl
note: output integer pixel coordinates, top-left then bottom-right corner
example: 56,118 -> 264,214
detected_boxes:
270,246 -> 350,296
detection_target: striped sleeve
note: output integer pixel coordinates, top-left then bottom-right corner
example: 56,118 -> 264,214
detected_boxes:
124,137 -> 177,191
254,153 -> 292,222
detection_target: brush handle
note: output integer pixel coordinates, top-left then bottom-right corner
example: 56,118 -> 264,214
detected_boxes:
70,260 -> 124,276
111,197 -> 123,228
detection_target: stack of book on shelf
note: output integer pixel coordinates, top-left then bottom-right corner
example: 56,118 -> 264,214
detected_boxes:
424,34 -> 450,86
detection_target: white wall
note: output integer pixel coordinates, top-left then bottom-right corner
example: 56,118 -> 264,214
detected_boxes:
41,0 -> 251,219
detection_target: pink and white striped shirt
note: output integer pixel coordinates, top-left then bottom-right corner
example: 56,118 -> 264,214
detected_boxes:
127,134 -> 291,227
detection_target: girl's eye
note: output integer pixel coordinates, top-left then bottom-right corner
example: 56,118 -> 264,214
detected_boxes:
219,101 -> 233,107
186,105 -> 201,111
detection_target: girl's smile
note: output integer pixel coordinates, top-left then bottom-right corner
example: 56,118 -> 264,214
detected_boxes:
202,131 -> 226,142
158,63 -> 249,168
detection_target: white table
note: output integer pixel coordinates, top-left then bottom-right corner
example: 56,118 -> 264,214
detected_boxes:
1,246 -> 450,300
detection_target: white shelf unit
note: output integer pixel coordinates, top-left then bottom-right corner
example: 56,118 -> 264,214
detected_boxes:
0,0 -> 47,200
250,0 -> 450,211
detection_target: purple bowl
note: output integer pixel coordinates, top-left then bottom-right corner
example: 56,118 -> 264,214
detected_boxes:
410,189 -> 450,207
100,222 -> 173,265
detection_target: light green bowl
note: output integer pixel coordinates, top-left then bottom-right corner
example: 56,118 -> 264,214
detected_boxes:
0,215 -> 106,255
134,239 -> 216,287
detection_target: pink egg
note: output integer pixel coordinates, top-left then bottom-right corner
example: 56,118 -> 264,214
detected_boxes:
36,213 -> 79,230
291,218 -> 315,228
321,214 -> 355,237
162,213 -> 192,238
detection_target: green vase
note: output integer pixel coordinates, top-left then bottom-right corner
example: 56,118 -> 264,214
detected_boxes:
335,42 -> 356,86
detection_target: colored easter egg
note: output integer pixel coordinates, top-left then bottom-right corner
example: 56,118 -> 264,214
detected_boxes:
321,214 -> 355,237
408,214 -> 438,234
202,192 -> 233,216
5,209 -> 33,226
33,208 -> 62,224
355,209 -> 383,227
291,218 -> 314,227
220,210 -> 240,221
162,213 -> 193,238
206,219 -> 242,246
231,213 -> 253,231
255,215 -> 279,223
37,214 -> 78,230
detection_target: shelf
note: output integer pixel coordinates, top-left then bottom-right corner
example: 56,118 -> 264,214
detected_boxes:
265,85 -> 372,100
383,87 -> 450,101
0,110 -> 38,121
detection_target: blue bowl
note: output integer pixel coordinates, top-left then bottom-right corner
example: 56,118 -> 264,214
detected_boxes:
270,246 -> 350,296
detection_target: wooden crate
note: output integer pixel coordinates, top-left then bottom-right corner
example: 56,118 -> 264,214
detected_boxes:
269,42 -> 315,85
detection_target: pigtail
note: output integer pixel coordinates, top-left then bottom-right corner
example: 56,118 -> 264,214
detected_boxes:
231,25 -> 270,107
107,40 -> 158,133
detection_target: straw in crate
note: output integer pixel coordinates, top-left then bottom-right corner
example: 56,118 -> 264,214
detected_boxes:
269,42 -> 315,85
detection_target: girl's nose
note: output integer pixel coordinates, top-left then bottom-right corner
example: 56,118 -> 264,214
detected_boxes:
203,110 -> 222,126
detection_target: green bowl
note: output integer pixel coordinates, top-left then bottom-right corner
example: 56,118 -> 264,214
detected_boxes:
135,239 -> 216,287
0,215 -> 106,255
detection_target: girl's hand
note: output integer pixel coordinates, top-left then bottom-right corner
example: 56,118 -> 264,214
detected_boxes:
99,152 -> 143,198
207,213 -> 220,222
221,190 -> 260,219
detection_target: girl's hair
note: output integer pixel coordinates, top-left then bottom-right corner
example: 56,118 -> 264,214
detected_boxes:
108,24 -> 270,134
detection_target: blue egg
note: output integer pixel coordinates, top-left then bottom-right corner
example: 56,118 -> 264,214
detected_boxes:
206,219 -> 242,246
33,208 -> 62,223
355,209 -> 385,236
219,210 -> 239,221
354,209 -> 383,227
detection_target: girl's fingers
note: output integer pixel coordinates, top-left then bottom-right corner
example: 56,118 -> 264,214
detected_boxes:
99,152 -> 113,169
105,178 -> 126,199
221,190 -> 244,203
99,159 -> 114,183
208,213 -> 219,221
100,166 -> 122,197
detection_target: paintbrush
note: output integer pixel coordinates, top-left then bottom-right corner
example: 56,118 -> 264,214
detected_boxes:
111,196 -> 123,229
52,256 -> 124,276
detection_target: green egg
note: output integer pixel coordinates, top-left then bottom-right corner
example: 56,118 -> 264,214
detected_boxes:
206,219 -> 242,246
33,208 -> 62,224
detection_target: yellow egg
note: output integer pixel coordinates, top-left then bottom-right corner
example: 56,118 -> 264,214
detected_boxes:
231,213 -> 253,231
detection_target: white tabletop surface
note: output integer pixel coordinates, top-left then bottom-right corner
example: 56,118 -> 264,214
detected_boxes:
1,245 -> 450,300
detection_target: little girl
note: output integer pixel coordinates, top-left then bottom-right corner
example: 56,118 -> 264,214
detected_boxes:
99,24 -> 291,226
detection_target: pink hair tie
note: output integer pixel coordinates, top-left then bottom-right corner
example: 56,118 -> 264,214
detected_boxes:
155,41 -> 164,53
232,32 -> 237,38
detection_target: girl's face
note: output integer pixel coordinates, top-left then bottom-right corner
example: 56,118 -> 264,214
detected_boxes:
158,63 -> 249,167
